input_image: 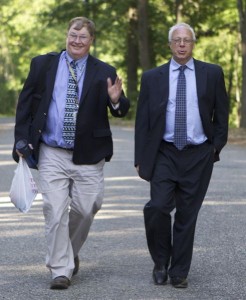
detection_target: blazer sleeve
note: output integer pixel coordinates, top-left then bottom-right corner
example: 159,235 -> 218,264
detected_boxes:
213,66 -> 229,153
134,72 -> 149,167
13,53 -> 58,162
107,72 -> 130,118
14,58 -> 39,145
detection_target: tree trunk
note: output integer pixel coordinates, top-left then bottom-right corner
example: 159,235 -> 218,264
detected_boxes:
137,0 -> 151,70
126,5 -> 139,118
175,0 -> 184,23
237,0 -> 246,128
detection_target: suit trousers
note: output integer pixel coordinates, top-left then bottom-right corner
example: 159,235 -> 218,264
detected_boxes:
38,143 -> 105,279
144,140 -> 214,278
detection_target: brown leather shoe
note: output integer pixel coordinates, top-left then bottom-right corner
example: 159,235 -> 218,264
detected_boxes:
50,276 -> 71,289
72,256 -> 79,276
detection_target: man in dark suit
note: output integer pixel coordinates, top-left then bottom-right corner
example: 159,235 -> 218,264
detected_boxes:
13,16 -> 130,289
135,23 -> 228,288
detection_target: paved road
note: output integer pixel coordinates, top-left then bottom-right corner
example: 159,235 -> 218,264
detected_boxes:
0,117 -> 245,300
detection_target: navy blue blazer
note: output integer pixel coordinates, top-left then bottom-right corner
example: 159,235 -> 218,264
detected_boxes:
13,51 -> 130,165
135,59 -> 229,181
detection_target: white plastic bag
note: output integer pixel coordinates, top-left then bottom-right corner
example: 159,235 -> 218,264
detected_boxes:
9,157 -> 38,213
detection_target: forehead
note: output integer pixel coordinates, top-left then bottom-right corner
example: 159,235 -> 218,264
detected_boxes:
172,27 -> 193,38
68,24 -> 90,34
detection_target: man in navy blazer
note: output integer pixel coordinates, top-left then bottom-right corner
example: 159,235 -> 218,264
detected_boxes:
13,17 -> 130,289
135,23 -> 228,288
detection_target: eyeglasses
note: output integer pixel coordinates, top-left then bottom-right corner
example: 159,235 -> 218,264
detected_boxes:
171,38 -> 194,45
68,33 -> 91,43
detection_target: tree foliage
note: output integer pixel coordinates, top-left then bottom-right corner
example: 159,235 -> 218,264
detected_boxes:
237,0 -> 246,127
0,0 -> 245,127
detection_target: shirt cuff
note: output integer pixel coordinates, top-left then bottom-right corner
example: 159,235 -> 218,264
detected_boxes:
110,101 -> 120,110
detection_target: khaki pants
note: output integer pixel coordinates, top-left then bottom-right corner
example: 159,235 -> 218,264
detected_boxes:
38,143 -> 105,279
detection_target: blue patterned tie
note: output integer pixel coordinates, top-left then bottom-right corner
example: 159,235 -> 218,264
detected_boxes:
63,60 -> 78,144
174,65 -> 187,150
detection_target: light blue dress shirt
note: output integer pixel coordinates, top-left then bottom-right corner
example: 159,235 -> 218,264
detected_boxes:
163,58 -> 207,145
42,51 -> 88,149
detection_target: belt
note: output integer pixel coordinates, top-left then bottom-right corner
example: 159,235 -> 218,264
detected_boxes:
41,143 -> 74,151
56,146 -> 74,151
161,140 -> 209,150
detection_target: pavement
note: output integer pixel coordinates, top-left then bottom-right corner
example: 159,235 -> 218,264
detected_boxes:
0,117 -> 245,300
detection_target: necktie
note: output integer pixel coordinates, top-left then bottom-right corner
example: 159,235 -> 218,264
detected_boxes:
63,60 -> 78,144
174,65 -> 187,150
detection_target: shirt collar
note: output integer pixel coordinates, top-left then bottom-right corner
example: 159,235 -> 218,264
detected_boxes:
170,57 -> 194,71
63,51 -> 88,67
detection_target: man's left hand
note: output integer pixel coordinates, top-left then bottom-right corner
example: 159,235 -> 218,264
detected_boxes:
107,76 -> 122,104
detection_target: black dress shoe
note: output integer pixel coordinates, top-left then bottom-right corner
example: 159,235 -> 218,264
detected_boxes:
50,276 -> 71,289
170,276 -> 188,288
152,265 -> 168,285
72,256 -> 79,276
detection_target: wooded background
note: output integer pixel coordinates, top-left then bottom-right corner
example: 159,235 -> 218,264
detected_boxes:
1,0 -> 246,128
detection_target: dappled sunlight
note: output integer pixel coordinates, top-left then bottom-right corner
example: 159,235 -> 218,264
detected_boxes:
0,160 -> 16,166
98,248 -> 148,259
0,216 -> 23,222
0,144 -> 14,149
102,203 -> 143,208
0,264 -> 45,274
0,150 -> 12,155
0,228 -> 44,238
111,138 -> 130,143
0,217 -> 44,223
0,126 -> 244,299
203,199 -> 246,205
193,246 -> 208,253
105,176 -> 142,182
233,159 -> 246,163
0,194 -> 43,209
105,185 -> 146,190
96,210 -> 142,219
90,228 -> 143,238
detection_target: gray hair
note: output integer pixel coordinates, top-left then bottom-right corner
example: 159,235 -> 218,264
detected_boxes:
168,23 -> 196,42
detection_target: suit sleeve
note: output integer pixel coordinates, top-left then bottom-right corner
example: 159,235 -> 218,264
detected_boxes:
213,67 -> 229,153
134,72 -> 149,167
14,58 -> 39,144
108,92 -> 130,118
107,71 -> 130,118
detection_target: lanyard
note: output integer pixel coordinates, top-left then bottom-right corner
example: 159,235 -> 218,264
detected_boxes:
65,56 -> 86,106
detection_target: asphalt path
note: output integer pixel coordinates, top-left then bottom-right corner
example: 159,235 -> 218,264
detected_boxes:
0,117 -> 245,300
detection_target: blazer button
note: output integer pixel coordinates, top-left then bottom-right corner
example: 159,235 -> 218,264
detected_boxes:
118,110 -> 122,115
38,129 -> 42,133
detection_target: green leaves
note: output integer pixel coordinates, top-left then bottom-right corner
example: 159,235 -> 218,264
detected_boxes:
0,0 -> 245,126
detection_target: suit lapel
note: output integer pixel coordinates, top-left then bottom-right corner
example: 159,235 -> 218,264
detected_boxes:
159,63 -> 170,104
194,59 -> 207,100
147,62 -> 170,130
80,55 -> 98,104
44,53 -> 60,103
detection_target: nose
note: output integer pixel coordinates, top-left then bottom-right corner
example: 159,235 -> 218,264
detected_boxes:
74,36 -> 81,43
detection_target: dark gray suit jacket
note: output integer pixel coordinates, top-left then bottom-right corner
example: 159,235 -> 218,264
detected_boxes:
13,51 -> 130,165
135,59 -> 229,181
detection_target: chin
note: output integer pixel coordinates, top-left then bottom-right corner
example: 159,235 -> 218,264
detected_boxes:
71,53 -> 84,60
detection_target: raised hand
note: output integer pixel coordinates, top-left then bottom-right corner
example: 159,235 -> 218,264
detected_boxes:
107,76 -> 122,104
